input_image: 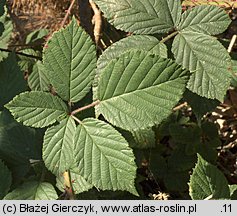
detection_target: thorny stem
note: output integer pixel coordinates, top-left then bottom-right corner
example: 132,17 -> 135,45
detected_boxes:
0,48 -> 42,60
60,0 -> 76,28
160,31 -> 178,43
71,100 -> 100,115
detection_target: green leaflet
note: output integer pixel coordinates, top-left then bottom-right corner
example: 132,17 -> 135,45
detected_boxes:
94,0 -> 181,34
184,90 -> 219,119
177,5 -> 231,35
172,31 -> 231,101
0,110 -> 42,162
169,122 -> 221,163
189,155 -> 230,200
56,166 -> 93,194
169,123 -> 201,149
97,50 -> 189,131
149,152 -> 167,179
0,121 -> 42,182
97,35 -> 167,72
167,145 -> 197,172
0,109 -> 17,129
164,170 -> 190,192
5,91 -> 68,128
74,118 -> 138,195
172,5 -> 231,101
43,116 -> 76,175
28,61 -> 50,91
0,160 -> 11,199
0,54 -> 27,110
1,104 -> 42,184
43,17 -> 96,103
26,28 -> 49,44
4,181 -> 58,200
130,128 -> 156,149
17,49 -> 41,72
94,35 -> 167,116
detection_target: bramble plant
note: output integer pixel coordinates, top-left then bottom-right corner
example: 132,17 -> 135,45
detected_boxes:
1,0 -> 237,200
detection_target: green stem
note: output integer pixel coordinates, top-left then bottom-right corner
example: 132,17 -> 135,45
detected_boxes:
160,31 -> 178,43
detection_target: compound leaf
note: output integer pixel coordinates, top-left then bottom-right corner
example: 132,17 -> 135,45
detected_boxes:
43,17 -> 96,103
94,0 -> 182,34
97,50 -> 189,131
177,5 -> 231,35
172,31 -> 231,101
43,116 -> 76,175
4,181 -> 58,200
74,118 -> 138,195
0,160 -> 11,199
5,91 -> 68,128
189,155 -> 230,200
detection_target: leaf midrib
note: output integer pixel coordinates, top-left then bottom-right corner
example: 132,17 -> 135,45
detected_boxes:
100,77 -> 184,102
81,123 -> 133,177
178,31 -> 228,72
9,105 -> 66,112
